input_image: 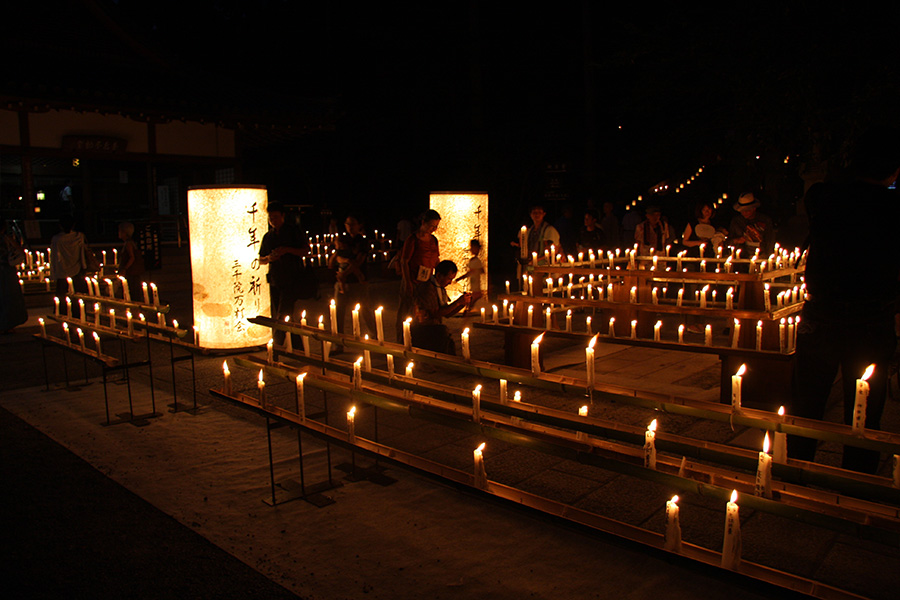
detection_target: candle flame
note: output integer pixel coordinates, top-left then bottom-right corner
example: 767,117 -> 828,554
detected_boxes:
348,406 -> 356,418
648,418 -> 658,432
533,333 -> 544,345
671,495 -> 679,504
736,364 -> 746,377
513,391 -> 522,402
474,384 -> 482,393
862,364 -> 875,381
778,406 -> 785,417
730,489 -> 738,503
404,316 -> 412,324
579,405 -> 588,417
355,356 -> 363,366
476,442 -> 486,453
588,334 -> 598,349
258,369 -> 264,383
284,315 -> 290,323
330,298 -> 336,307
463,327 -> 470,335
318,315 -> 324,324
92,332 -> 99,341
763,432 -> 770,453
296,373 -> 305,384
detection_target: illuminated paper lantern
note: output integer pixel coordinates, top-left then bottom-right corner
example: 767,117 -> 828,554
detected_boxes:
430,192 -> 488,299
188,186 -> 271,349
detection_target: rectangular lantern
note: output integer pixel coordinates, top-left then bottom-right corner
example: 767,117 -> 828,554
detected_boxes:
429,192 -> 488,299
188,186 -> 271,349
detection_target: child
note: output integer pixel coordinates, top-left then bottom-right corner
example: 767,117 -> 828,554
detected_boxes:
118,222 -> 145,301
330,234 -> 365,294
455,239 -> 484,311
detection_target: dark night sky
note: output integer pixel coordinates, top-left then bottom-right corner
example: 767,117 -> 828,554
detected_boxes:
4,2 -> 899,230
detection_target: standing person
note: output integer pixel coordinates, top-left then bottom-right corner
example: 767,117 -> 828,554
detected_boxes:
577,208 -> 605,253
49,216 -> 87,315
397,209 -> 441,339
259,202 -> 307,344
634,205 -> 672,254
0,219 -> 28,333
511,204 -> 560,264
117,222 -> 145,302
330,214 -> 375,340
454,239 -> 485,312
791,128 -> 900,474
599,201 -> 621,250
682,201 -> 727,252
728,193 -> 775,255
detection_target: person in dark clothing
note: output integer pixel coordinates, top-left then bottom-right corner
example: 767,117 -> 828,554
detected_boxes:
259,202 -> 307,344
791,128 -> 900,474
329,214 -> 375,339
577,208 -> 605,252
411,260 -> 476,354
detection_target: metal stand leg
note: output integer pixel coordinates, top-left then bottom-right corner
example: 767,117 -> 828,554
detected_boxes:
146,330 -> 156,414
323,390 -> 333,488
169,337 -> 178,412
266,416 -> 277,506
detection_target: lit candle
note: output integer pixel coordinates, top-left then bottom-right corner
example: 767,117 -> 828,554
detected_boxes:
726,287 -> 734,310
296,373 -> 306,422
764,283 -> 771,312
65,296 -> 72,317
492,304 -> 499,325
62,322 -> 71,345
652,287 -> 658,304
756,433 -> 773,498
473,442 -> 487,490
113,248 -> 118,265
513,390 -> 522,403
678,324 -> 684,344
38,317 -> 46,337
531,333 -> 544,376
461,327 -> 471,360
351,303 -> 361,338
732,364 -> 746,412
353,357 -> 363,390
630,286 -> 637,303
704,324 -> 712,346
480,307 -> 485,323
519,226 -> 528,258
118,276 -> 130,301
67,277 -> 74,295
787,317 -> 795,352
852,365 -> 875,434
266,338 -> 274,364
329,299 -> 338,334
499,378 -> 508,405
374,306 -> 384,341
347,406 -> 356,442
150,282 -> 159,305
54,297 -> 60,316
732,319 -> 741,349
664,495 -> 682,552
630,319 -> 637,340
386,354 -> 395,379
77,327 -> 85,351
585,316 -> 592,334
142,282 -> 150,305
721,490 -> 742,570
257,369 -> 266,405
773,407 -> 788,464
676,288 -> 684,307
544,306 -> 551,330
565,310 -> 572,332
607,283 -> 614,301
108,308 -> 116,329
527,305 -> 534,328
577,405 -> 588,441
405,361 -> 414,397
503,299 -> 509,320
699,285 -> 709,309
608,317 -> 615,338
301,311 -> 311,356
472,385 -> 482,423
126,311 -> 134,336
403,317 -> 412,349
505,280 -> 511,295
92,331 -> 102,356
700,259 -> 706,273
585,334 -> 597,390
755,320 -> 763,351
644,419 -> 657,469
363,335 -> 371,372
779,318 -> 786,353
654,320 -> 662,342
93,302 -> 100,327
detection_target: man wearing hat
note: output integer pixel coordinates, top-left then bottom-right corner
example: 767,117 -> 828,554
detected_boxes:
634,205 -> 671,254
728,193 -> 775,254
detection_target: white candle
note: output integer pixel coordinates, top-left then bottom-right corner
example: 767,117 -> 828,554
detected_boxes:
118,276 -> 130,301
77,299 -> 85,321
700,259 -> 706,273
142,282 -> 150,305
527,305 -> 534,328
109,308 -> 116,329
676,288 -> 684,307
329,299 -> 338,334
472,385 -> 482,423
363,335 -> 371,372
296,373 -> 306,422
732,319 -> 741,349
126,311 -> 134,336
531,333 -> 544,376
585,334 -> 597,389
519,226 -> 528,258
403,317 -> 412,349
473,443 -> 487,489
608,317 -> 615,338
266,338 -> 274,364
347,406 -> 356,442
66,297 -> 72,317
732,364 -> 746,412
492,304 -> 499,325
38,317 -> 46,337
652,287 -> 658,304
756,433 -> 773,498
77,327 -> 85,351
576,405 -> 588,441
630,286 -> 637,304
513,391 -> 522,403
504,299 -> 511,320
93,303 -> 100,327
353,357 -> 362,390
726,287 -> 734,310
544,307 -> 551,330
644,419 -> 657,469
54,297 -> 60,316
654,320 -> 662,342
704,324 -> 712,347
755,320 -> 763,351
375,306 -> 384,342
505,280 -> 511,295
585,316 -> 592,334
67,277 -> 74,295
565,310 -> 572,332
787,317 -> 795,352
351,303 -> 361,338
113,248 -> 118,266
257,369 -> 266,405
92,331 -> 102,356
773,407 -> 788,464
852,365 -> 875,434
150,282 -> 159,305
630,319 -> 637,340
480,307 -> 486,323
722,490 -> 742,570
700,285 -> 709,309
461,327 -> 471,360
301,311 -> 310,356
664,495 -> 682,552
499,379 -> 508,404
779,318 -> 786,353
678,324 -> 685,344
387,354 -> 395,379
62,322 -> 71,345
764,283 -> 771,312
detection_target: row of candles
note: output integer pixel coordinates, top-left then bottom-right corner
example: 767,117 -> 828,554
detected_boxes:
63,275 -> 160,306
53,294 -> 172,332
38,318 -> 106,355
17,248 -> 119,278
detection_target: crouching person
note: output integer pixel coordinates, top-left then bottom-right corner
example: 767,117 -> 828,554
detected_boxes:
411,260 -> 480,355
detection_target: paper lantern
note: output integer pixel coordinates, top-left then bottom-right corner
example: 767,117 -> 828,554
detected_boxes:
429,192 -> 488,299
188,186 -> 271,349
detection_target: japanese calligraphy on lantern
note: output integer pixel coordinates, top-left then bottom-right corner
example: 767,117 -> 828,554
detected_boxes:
430,192 -> 488,299
188,186 -> 271,349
